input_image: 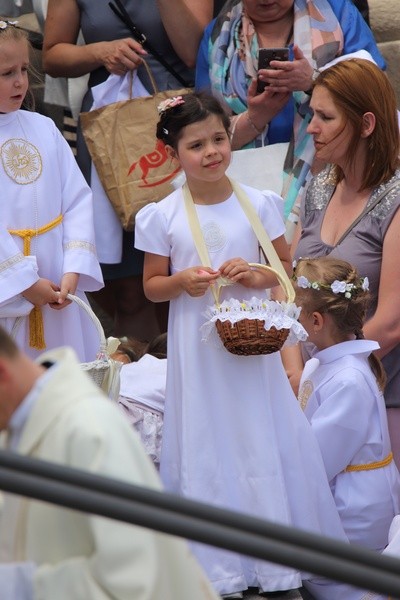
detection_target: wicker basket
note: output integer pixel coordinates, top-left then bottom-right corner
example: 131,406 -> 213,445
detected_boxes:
13,294 -> 120,396
215,263 -> 294,356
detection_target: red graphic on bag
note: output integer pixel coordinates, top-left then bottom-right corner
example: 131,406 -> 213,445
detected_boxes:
127,140 -> 181,188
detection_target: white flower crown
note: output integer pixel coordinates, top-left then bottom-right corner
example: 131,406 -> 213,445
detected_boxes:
293,273 -> 369,299
292,258 -> 369,299
0,20 -> 18,30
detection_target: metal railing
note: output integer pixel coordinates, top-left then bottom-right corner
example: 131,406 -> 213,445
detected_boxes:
0,449 -> 399,597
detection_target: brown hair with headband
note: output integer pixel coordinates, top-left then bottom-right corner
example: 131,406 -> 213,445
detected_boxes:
294,256 -> 386,390
156,91 -> 231,150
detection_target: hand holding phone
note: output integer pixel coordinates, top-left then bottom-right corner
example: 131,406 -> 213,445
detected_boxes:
256,47 -> 289,94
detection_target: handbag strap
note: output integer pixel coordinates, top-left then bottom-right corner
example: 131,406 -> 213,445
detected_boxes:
182,178 -> 295,304
335,178 -> 400,246
108,0 -> 190,88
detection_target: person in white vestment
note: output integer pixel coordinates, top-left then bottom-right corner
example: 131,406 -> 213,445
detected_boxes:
134,92 -> 370,599
0,20 -> 103,362
117,332 -> 167,469
0,325 -> 220,600
295,256 -> 400,553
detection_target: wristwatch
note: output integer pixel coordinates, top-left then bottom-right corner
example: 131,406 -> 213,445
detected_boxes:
311,67 -> 321,82
305,67 -> 321,95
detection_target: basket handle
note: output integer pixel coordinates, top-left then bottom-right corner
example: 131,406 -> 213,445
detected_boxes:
66,294 -> 107,355
249,263 -> 292,301
183,180 -> 295,304
11,294 -> 107,355
229,179 -> 295,303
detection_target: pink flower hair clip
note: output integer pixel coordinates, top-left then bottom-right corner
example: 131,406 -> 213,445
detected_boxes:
157,96 -> 185,115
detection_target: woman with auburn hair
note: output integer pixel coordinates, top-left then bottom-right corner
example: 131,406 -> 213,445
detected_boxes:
287,58 -> 400,465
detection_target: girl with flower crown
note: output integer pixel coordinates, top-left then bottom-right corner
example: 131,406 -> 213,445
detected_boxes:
294,256 -> 400,557
135,91 -> 372,599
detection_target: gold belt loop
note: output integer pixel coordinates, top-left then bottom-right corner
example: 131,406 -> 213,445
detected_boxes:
8,214 -> 63,350
345,452 -> 393,473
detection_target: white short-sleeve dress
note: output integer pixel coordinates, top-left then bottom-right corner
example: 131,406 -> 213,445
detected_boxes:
135,184 -> 353,595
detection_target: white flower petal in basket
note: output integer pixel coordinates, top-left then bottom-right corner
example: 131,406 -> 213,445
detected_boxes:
201,295 -> 308,355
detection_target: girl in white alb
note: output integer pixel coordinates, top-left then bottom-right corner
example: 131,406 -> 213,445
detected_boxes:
135,92 -> 370,599
0,21 -> 103,361
295,256 -> 400,554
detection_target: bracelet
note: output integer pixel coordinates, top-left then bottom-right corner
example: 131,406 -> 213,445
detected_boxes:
246,112 -> 264,136
229,112 -> 244,142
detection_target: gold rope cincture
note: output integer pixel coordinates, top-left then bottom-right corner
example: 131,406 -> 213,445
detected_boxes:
8,214 -> 63,350
345,452 -> 393,473
182,178 -> 295,306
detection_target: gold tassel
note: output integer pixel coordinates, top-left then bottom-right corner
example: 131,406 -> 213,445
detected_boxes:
29,306 -> 46,350
8,215 -> 63,352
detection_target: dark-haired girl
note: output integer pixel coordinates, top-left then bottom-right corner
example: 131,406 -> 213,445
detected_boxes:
135,92 -> 365,599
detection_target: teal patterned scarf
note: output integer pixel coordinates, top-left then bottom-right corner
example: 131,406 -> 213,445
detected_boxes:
209,0 -> 344,221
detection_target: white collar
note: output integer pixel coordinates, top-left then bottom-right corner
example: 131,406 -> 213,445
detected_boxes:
314,339 -> 380,365
0,110 -> 18,126
8,365 -> 56,451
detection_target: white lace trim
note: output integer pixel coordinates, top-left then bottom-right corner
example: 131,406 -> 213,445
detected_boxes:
201,296 -> 308,347
64,240 -> 96,254
118,399 -> 163,467
0,252 -> 25,274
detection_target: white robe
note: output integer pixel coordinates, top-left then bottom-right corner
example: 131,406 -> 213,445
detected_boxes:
299,340 -> 400,551
0,110 -> 103,362
0,347 -> 220,600
135,184 -> 365,597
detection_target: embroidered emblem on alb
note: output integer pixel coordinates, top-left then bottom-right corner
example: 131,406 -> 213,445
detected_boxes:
298,380 -> 313,411
202,221 -> 227,253
1,138 -> 42,184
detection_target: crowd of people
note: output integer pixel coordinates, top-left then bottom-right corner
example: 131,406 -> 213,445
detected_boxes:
0,1 -> 400,599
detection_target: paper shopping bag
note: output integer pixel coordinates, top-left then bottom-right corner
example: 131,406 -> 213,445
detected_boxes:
80,66 -> 189,231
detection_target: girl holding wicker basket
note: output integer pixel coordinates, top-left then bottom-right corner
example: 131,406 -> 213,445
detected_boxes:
0,21 -> 103,362
134,92 -> 367,599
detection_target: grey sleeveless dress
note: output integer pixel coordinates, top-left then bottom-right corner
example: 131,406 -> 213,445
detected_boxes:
294,167 -> 400,408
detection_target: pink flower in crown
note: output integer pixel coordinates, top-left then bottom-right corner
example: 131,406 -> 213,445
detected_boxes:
157,96 -> 185,115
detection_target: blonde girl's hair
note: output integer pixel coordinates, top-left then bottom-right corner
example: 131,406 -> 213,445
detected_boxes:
313,59 -> 400,192
294,256 -> 386,391
0,325 -> 19,358
0,19 -> 38,110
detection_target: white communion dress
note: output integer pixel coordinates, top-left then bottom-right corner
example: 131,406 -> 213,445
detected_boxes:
135,184 -> 358,596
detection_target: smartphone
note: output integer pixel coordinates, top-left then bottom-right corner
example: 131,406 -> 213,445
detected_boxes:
256,47 -> 289,94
